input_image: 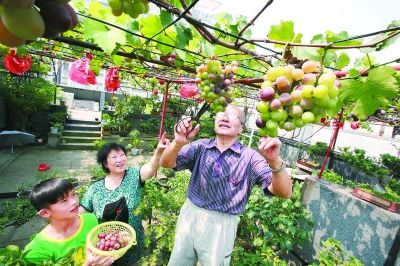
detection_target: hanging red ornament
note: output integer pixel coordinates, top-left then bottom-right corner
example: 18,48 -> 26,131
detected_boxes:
68,52 -> 97,85
3,49 -> 32,75
105,66 -> 120,92
179,83 -> 199,98
350,121 -> 360,130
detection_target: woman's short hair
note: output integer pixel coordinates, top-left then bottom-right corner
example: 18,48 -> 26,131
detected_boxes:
30,178 -> 74,211
97,143 -> 127,173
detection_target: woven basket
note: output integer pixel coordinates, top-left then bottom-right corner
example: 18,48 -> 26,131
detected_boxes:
86,221 -> 136,260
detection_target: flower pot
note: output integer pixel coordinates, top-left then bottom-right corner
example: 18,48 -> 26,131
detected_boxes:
50,127 -> 58,134
351,187 -> 400,213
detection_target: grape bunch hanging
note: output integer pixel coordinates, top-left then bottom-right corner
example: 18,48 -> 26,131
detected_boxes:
196,59 -> 239,112
0,0 -> 78,47
107,0 -> 149,18
256,61 -> 339,137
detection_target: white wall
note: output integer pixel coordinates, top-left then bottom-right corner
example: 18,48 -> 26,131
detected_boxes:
282,123 -> 400,158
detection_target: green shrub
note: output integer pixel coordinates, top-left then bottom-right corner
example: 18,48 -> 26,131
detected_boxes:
94,139 -> 107,150
322,170 -> 344,185
380,153 -> 400,180
312,238 -> 364,266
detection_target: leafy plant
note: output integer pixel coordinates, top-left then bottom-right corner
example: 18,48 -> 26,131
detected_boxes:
0,76 -> 55,130
89,164 -> 106,181
127,129 -> 141,149
231,246 -> 285,266
306,142 -> 329,160
135,171 -> 190,265
93,139 -> 107,150
322,170 -> 344,185
236,183 -> 314,255
0,245 -> 30,266
380,153 -> 400,180
311,238 -> 364,266
339,147 -> 390,180
48,111 -> 67,128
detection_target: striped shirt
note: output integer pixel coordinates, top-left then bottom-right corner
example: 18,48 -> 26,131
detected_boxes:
175,138 -> 273,215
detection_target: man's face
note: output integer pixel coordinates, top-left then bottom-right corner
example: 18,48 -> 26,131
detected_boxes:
214,106 -> 243,137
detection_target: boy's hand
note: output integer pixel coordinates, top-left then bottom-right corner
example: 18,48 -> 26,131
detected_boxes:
84,248 -> 114,266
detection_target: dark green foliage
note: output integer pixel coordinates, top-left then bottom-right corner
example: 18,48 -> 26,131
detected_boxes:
380,153 -> 400,180
0,75 -> 55,130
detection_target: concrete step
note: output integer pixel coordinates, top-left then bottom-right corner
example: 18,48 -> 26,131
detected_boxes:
58,143 -> 96,150
66,119 -> 101,125
64,124 -> 101,131
62,130 -> 101,137
60,136 -> 102,144
68,109 -> 101,122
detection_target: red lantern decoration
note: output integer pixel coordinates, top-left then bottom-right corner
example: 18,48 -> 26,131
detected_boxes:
105,66 -> 120,92
68,53 -> 97,85
179,83 -> 199,98
3,49 -> 32,75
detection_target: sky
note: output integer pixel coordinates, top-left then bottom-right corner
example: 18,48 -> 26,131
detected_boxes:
197,0 -> 400,64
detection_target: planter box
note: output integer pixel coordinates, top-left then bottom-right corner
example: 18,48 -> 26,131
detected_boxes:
296,159 -> 318,174
352,187 -> 400,213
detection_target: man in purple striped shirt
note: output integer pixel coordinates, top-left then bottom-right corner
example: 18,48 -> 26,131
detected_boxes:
160,104 -> 292,266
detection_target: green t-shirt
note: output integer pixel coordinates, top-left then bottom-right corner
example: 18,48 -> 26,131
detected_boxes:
24,213 -> 98,265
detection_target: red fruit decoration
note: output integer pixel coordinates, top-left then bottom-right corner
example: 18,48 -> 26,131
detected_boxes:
179,83 -> 199,98
152,89 -> 158,96
350,121 -> 360,130
68,53 -> 97,85
38,163 -> 50,172
105,66 -> 121,92
3,49 -> 32,75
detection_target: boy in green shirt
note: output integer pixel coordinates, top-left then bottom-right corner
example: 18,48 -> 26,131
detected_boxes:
24,178 -> 114,266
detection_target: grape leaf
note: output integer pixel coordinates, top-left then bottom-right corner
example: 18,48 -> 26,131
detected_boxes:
326,31 -> 363,46
268,21 -> 303,46
93,28 -> 126,54
160,10 -> 173,28
112,55 -> 124,66
89,58 -> 102,76
157,29 -> 176,55
88,0 -> 106,18
139,15 -> 163,37
339,66 -> 398,119
83,19 -> 107,40
175,50 -> 186,62
175,25 -> 192,49
292,47 -> 321,61
336,52 -> 350,69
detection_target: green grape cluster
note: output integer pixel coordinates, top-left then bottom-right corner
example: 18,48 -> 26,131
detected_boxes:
196,59 -> 239,112
256,61 -> 340,137
108,0 -> 149,18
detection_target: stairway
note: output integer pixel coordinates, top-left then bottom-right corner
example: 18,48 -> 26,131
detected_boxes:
59,119 -> 102,150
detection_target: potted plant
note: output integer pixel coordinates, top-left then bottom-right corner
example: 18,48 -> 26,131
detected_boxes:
127,129 -> 142,155
103,101 -> 109,111
48,111 -> 67,133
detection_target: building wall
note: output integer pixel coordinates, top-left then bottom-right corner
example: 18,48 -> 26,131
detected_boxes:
296,176 -> 400,265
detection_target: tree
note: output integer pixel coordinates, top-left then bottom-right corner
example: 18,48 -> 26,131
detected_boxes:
0,75 -> 55,130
